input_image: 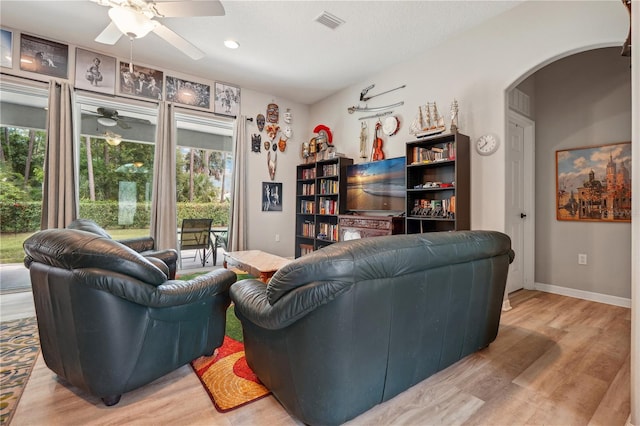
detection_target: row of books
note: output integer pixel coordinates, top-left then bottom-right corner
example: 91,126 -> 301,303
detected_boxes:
300,221 -> 315,238
317,222 -> 339,242
321,163 -> 339,176
318,179 -> 339,195
409,196 -> 456,218
298,222 -> 339,242
318,197 -> 337,215
300,183 -> 315,195
299,244 -> 314,256
300,168 -> 316,180
411,142 -> 456,164
300,200 -> 315,214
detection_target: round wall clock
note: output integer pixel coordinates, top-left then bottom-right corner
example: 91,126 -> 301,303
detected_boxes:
476,134 -> 500,156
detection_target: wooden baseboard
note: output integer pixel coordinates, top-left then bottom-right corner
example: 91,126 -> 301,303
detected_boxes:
534,282 -> 631,308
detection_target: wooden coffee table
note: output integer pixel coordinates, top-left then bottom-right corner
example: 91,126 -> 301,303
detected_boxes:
223,250 -> 291,283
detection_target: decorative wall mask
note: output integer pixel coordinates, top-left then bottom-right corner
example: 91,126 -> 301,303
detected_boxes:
265,123 -> 280,141
272,142 -> 277,151
267,150 -> 277,180
264,140 -> 271,150
278,137 -> 287,152
256,114 -> 265,132
284,109 -> 292,124
283,126 -> 293,139
266,103 -> 279,123
251,134 -> 262,152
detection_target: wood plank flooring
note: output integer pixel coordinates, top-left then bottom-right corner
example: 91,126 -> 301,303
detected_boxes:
10,290 -> 631,425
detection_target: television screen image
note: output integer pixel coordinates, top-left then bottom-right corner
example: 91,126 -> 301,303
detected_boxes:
346,157 -> 406,213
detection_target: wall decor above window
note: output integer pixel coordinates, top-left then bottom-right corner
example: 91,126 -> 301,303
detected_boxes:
75,48 -> 116,95
166,76 -> 210,108
214,82 -> 240,117
19,34 -> 68,78
1,29 -> 13,68
556,141 -> 631,222
119,62 -> 163,100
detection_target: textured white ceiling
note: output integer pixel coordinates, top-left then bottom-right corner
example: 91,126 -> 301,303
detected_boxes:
0,1 -> 524,104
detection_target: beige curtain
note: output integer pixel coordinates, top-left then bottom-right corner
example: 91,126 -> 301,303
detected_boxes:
227,116 -> 248,251
150,102 -> 177,250
41,80 -> 78,229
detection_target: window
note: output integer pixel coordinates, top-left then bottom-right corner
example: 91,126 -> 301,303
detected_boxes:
77,97 -> 157,239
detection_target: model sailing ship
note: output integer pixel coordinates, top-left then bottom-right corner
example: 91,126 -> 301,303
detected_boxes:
409,102 -> 446,138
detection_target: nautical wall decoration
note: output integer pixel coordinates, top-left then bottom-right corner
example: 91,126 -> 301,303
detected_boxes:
267,150 -> 277,180
409,102 -> 446,137
450,99 -> 459,133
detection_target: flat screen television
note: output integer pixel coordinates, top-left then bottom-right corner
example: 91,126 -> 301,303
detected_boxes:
346,157 -> 406,214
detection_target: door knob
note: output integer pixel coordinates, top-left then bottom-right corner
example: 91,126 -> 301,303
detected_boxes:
520,213 -> 527,218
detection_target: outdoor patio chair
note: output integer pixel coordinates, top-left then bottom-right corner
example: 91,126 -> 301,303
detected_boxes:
179,218 -> 213,268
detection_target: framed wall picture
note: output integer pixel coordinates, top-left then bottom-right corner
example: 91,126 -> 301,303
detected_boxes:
556,141 -> 631,222
75,48 -> 117,95
119,62 -> 163,100
214,82 -> 240,117
1,29 -> 13,68
166,76 -> 210,108
262,182 -> 282,212
20,34 -> 68,78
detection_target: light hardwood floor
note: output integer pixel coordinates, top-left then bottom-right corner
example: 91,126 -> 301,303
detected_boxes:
9,290 -> 631,425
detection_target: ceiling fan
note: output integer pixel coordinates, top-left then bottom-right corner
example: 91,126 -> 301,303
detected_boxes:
85,107 -> 151,129
91,0 -> 225,60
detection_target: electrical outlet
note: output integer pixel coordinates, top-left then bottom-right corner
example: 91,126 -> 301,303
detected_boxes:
578,254 -> 587,265
275,234 -> 280,242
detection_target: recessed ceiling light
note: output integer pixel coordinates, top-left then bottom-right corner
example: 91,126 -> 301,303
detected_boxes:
224,39 -> 239,49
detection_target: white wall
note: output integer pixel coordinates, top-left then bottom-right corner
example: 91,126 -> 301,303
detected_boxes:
309,1 -> 628,233
240,89 -> 310,257
534,48 -> 631,299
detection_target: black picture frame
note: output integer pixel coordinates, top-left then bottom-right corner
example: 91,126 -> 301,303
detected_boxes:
214,82 -> 240,117
262,182 -> 283,212
119,62 -> 163,100
166,76 -> 210,108
19,34 -> 68,78
75,48 -> 117,95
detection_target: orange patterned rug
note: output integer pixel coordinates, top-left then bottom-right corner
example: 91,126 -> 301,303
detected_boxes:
191,335 -> 271,412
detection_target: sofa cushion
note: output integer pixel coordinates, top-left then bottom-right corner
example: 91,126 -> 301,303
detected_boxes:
67,219 -> 112,239
24,229 -> 167,286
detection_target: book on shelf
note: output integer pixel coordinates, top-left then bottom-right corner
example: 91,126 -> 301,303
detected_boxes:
411,142 -> 456,164
301,183 -> 315,195
318,179 -> 339,194
299,243 -> 314,256
301,220 -> 315,237
301,168 -> 316,180
300,200 -> 315,214
317,222 -> 339,242
318,197 -> 337,215
321,163 -> 339,176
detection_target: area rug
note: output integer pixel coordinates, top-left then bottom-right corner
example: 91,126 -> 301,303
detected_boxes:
191,304 -> 271,412
0,316 -> 40,425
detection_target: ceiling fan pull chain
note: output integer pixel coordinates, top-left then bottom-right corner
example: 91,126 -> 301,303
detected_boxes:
129,37 -> 134,73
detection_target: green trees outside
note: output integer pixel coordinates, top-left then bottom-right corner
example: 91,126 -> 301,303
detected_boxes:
1,126 -> 232,234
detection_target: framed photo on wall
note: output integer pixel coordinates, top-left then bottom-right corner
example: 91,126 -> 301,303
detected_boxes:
75,48 -> 117,95
1,29 -> 13,68
214,82 -> 240,117
262,182 -> 282,212
20,34 -> 68,78
119,62 -> 163,100
166,76 -> 210,108
556,141 -> 631,222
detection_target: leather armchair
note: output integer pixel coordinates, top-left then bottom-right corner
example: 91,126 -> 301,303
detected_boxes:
230,230 -> 514,425
23,228 -> 236,406
66,219 -> 179,279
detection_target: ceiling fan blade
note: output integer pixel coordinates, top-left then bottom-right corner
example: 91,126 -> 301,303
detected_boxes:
152,24 -> 205,60
95,22 -> 123,45
152,0 -> 225,17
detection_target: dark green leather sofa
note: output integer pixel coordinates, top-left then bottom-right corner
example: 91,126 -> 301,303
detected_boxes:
23,227 -> 236,406
230,230 -> 514,425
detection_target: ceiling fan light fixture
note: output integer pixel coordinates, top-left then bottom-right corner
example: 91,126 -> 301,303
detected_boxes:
97,116 -> 118,127
108,6 -> 158,39
224,39 -> 239,49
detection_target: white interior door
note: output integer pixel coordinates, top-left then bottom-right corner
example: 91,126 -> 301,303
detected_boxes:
505,112 -> 535,294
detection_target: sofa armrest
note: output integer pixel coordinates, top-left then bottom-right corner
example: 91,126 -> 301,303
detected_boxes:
150,268 -> 237,307
119,237 -> 155,253
230,277 -> 352,330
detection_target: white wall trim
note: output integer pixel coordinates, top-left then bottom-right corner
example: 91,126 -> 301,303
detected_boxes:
534,282 -> 631,309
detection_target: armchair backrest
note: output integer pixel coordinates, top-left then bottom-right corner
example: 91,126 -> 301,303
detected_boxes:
180,218 -> 213,250
24,229 -> 167,286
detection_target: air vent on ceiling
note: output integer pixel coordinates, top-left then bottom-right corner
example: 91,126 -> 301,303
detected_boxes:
314,11 -> 345,30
